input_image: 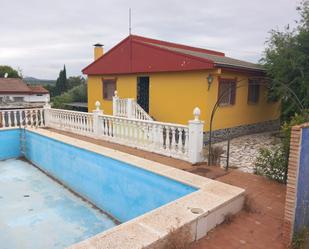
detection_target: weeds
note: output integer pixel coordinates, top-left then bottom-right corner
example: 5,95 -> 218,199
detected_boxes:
161,224 -> 192,249
291,227 -> 309,249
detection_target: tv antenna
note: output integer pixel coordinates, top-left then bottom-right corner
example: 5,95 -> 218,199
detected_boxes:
129,8 -> 132,35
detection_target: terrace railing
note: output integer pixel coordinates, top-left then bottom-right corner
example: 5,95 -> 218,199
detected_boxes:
46,102 -> 204,163
97,114 -> 190,160
45,108 -> 94,136
0,103 -> 204,164
0,108 -> 45,128
113,91 -> 153,121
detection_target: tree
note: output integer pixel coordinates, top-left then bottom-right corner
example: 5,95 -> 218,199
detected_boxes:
261,0 -> 309,121
67,76 -> 86,89
54,65 -> 68,95
52,83 -> 87,109
0,65 -> 21,78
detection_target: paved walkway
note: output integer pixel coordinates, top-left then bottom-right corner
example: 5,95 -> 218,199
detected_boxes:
47,128 -> 287,249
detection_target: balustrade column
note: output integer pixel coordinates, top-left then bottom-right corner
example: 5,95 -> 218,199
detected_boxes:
112,91 -> 119,116
188,107 -> 204,164
126,98 -> 134,119
43,99 -> 51,127
93,101 -> 103,137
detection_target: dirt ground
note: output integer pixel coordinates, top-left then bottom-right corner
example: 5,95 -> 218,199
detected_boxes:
189,171 -> 286,249
46,128 -> 287,249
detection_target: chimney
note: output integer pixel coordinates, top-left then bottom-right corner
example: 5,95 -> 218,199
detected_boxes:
94,43 -> 104,61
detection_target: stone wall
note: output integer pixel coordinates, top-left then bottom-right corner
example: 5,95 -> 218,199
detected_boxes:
204,119 -> 280,144
213,132 -> 280,173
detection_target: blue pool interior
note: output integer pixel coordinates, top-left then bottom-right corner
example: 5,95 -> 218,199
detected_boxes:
0,129 -> 197,246
0,159 -> 117,249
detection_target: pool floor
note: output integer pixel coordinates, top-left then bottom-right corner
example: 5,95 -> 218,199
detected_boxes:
0,159 -> 117,249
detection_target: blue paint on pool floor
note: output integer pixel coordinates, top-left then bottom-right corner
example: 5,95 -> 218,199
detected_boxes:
0,159 -> 117,249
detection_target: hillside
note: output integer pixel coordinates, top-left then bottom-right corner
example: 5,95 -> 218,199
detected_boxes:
24,76 -> 56,85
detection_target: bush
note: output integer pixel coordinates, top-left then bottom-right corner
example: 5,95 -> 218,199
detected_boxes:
52,83 -> 87,109
292,227 -> 309,249
254,110 -> 309,183
282,110 -> 309,154
254,146 -> 287,183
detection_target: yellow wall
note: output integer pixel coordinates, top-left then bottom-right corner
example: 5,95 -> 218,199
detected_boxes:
88,75 -> 137,113
87,70 -> 280,131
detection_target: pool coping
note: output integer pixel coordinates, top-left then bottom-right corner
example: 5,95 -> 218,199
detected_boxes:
21,128 -> 245,248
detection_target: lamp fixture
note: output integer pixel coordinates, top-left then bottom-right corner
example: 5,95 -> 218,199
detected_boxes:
207,74 -> 213,90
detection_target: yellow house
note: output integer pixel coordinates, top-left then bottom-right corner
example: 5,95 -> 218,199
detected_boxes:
83,35 -> 280,137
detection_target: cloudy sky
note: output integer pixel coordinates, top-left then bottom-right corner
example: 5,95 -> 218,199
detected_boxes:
0,0 -> 300,79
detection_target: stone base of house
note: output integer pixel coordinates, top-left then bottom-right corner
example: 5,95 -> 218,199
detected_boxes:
203,119 -> 280,144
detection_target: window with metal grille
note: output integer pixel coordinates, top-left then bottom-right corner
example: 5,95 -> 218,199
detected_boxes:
218,78 -> 236,106
102,78 -> 116,100
248,79 -> 260,104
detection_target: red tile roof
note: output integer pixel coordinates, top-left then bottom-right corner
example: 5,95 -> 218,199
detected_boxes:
83,35 -> 263,75
0,78 -> 49,94
27,85 -> 49,94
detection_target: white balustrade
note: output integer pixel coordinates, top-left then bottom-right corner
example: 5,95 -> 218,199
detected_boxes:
131,101 -> 153,120
0,102 -> 204,163
0,108 -> 44,128
44,105 -> 203,163
112,91 -> 153,121
96,114 -> 190,160
44,108 -> 94,135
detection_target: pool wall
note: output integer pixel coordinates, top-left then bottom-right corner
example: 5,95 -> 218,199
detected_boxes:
24,130 -> 196,222
0,129 -> 21,160
0,128 -> 245,249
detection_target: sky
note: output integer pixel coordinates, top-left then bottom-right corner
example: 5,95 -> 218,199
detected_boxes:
0,0 -> 301,79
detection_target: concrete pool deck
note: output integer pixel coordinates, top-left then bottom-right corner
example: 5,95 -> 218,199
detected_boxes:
0,159 -> 117,249
23,128 -> 245,249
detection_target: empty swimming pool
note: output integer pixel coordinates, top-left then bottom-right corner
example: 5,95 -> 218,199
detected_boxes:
0,129 -> 198,248
0,159 -> 117,249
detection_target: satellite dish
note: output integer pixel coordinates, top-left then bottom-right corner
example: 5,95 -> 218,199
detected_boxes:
4,73 -> 8,78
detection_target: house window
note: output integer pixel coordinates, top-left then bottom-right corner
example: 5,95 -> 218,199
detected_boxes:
102,78 -> 116,100
36,94 -> 43,96
218,78 -> 236,106
248,79 -> 260,104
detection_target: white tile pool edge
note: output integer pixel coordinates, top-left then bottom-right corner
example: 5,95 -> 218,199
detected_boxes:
23,128 -> 245,249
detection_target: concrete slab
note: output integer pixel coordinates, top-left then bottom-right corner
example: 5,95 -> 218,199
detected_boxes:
0,159 -> 117,249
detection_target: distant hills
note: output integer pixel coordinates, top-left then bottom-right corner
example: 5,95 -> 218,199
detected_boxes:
24,77 -> 56,86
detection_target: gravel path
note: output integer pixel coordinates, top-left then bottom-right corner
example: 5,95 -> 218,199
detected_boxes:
214,132 -> 281,173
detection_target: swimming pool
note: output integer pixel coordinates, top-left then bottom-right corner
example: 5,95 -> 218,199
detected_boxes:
0,128 -> 245,249
1,129 -> 197,223
0,159 -> 117,249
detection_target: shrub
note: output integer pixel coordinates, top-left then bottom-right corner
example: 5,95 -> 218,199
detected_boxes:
282,110 -> 309,155
291,227 -> 309,249
254,110 -> 309,183
161,224 -> 191,249
52,83 -> 87,109
254,146 -> 287,183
